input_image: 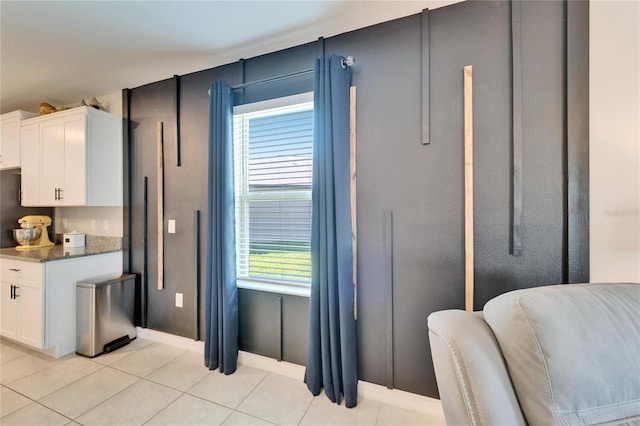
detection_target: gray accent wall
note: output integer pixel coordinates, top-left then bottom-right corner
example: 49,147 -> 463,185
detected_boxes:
125,0 -> 588,398
0,171 -> 53,248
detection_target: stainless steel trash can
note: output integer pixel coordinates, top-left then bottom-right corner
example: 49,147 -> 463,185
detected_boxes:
76,274 -> 136,357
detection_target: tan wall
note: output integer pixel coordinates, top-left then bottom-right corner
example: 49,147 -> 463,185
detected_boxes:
590,0 -> 640,282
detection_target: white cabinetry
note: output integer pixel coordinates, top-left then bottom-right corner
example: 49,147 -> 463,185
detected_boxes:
0,252 -> 122,357
0,110 -> 37,170
20,106 -> 122,207
0,261 -> 44,348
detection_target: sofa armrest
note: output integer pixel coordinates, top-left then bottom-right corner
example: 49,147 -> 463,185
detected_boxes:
428,310 -> 526,426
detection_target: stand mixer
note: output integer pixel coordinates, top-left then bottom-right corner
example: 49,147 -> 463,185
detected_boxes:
14,215 -> 55,250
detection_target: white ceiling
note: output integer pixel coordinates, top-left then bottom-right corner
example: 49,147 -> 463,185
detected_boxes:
0,0 -> 462,114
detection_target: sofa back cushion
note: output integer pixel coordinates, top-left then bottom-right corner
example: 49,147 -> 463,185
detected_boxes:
484,283 -> 640,425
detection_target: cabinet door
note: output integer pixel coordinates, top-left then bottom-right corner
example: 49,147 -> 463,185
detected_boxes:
17,282 -> 44,348
60,116 -> 86,205
0,280 -> 19,340
20,124 -> 41,206
0,117 -> 21,169
40,121 -> 64,205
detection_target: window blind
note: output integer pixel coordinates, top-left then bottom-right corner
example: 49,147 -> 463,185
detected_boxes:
233,101 -> 313,285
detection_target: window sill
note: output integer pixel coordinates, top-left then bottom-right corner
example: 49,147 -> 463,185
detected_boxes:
237,279 -> 311,298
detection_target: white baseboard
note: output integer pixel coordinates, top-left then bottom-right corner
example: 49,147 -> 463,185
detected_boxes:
357,381 -> 444,415
135,327 -> 204,353
135,327 -> 443,415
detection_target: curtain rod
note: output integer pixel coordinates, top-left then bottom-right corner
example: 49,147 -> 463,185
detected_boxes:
208,56 -> 354,95
232,68 -> 313,91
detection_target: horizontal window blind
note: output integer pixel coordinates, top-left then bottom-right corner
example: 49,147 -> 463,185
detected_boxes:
233,100 -> 313,285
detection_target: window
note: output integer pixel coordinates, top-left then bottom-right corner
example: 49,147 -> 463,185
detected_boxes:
233,93 -> 313,296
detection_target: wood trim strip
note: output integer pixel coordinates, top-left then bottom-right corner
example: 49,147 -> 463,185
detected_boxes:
350,86 -> 357,320
384,209 -> 394,389
511,0 -> 524,256
464,65 -> 474,312
421,8 -> 431,145
157,122 -> 164,290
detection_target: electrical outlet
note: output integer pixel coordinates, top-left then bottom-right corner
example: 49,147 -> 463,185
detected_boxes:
168,219 -> 176,234
103,220 -> 109,231
175,293 -> 183,308
91,220 -> 96,230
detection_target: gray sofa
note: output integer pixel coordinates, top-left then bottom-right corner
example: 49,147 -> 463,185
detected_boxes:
428,283 -> 640,425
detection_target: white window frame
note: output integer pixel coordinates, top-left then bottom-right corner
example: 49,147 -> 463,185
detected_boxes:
233,92 -> 314,298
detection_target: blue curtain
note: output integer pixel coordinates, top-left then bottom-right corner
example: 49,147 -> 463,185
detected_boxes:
305,55 -> 358,408
205,80 -> 238,374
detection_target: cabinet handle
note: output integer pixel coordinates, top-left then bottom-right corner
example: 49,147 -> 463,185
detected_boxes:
54,188 -> 58,200
13,286 -> 19,299
10,285 -> 14,299
59,188 -> 63,200
9,268 -> 20,272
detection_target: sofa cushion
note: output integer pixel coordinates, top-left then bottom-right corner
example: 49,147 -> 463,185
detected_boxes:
484,283 -> 640,425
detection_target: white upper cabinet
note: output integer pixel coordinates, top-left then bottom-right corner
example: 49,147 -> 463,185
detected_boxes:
20,106 -> 122,207
0,110 -> 37,170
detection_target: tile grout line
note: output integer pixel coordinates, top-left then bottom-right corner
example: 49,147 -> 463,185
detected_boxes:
233,369 -> 271,412
297,390 -> 315,425
10,360 -> 107,403
374,400 -> 382,426
1,354 -> 55,386
139,379 -> 184,426
66,367 -> 143,423
106,343 -> 186,379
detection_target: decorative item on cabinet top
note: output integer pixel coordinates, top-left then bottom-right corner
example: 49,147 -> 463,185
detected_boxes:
39,102 -> 57,115
39,97 -> 105,115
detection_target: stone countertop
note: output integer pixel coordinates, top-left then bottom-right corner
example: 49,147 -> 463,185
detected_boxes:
0,236 -> 122,263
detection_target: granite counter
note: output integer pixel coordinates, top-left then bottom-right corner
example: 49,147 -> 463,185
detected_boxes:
0,236 -> 122,263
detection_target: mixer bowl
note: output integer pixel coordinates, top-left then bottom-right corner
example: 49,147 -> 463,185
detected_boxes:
13,228 -> 42,247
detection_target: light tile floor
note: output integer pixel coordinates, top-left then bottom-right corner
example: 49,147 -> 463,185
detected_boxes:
0,338 -> 446,426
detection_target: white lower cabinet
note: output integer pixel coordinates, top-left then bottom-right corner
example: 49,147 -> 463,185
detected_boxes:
0,261 -> 44,348
0,252 -> 122,357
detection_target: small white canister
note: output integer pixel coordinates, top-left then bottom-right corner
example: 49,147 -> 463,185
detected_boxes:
63,231 -> 85,248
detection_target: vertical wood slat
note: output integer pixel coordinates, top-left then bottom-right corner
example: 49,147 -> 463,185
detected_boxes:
350,86 -> 358,320
421,8 -> 431,145
174,75 -> 181,167
384,209 -> 394,389
194,209 -> 201,341
511,0 -> 524,256
567,0 -> 590,283
464,66 -> 474,312
157,122 -> 164,290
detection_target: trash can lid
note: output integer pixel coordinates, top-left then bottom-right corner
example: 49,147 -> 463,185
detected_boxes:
76,273 -> 136,288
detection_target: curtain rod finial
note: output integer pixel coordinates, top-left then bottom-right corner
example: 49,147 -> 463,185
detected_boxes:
342,56 -> 355,68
